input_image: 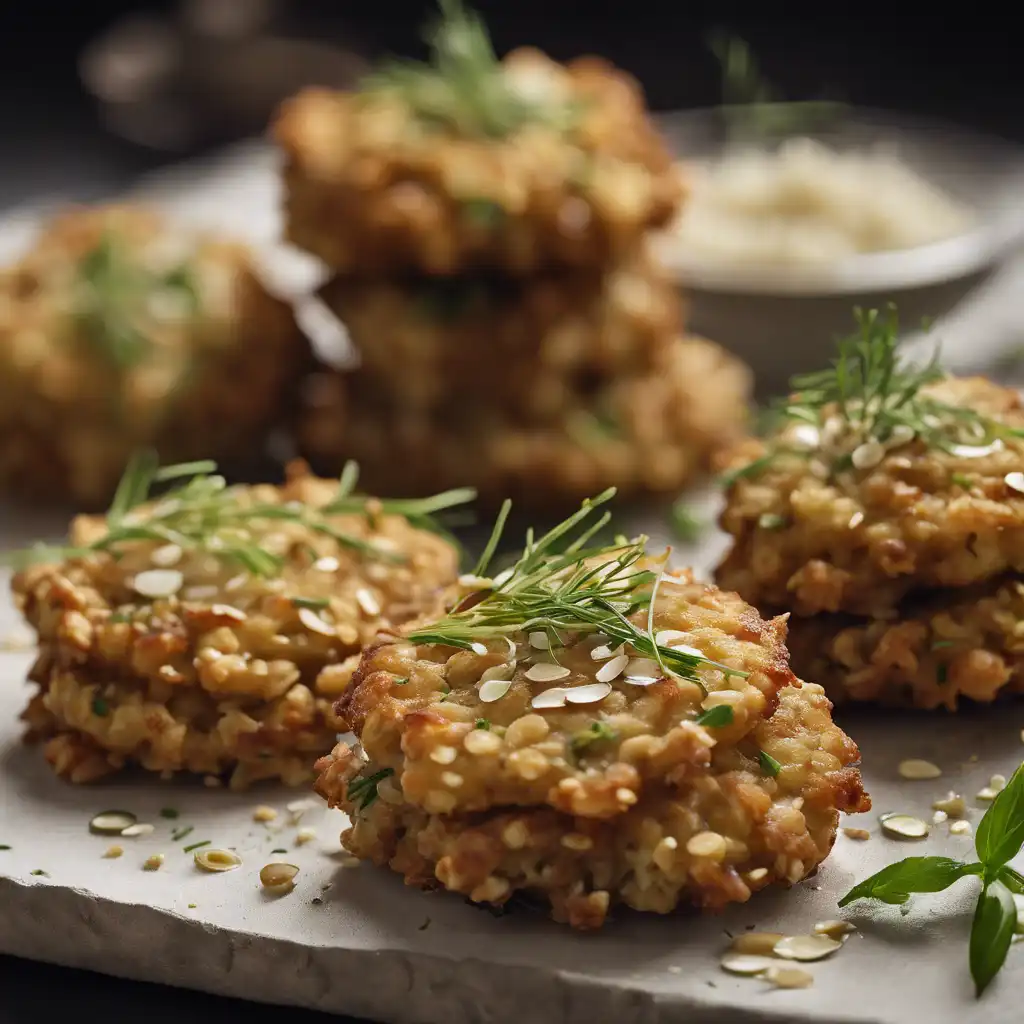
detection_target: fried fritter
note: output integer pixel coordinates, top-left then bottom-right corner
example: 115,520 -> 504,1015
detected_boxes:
717,377 -> 1024,617
300,335 -> 751,510
0,204 -> 311,506
785,575 -> 1024,710
12,462 -> 461,788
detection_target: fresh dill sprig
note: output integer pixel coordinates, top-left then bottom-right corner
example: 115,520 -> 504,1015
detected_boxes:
3,452 -> 475,575
75,232 -> 198,371
347,767 -> 395,811
709,31 -> 843,142
361,0 -> 579,139
725,307 -> 1024,484
407,489 -> 745,692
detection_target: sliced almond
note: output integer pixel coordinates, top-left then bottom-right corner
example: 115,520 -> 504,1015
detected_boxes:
932,792 -> 966,817
730,932 -> 785,956
654,630 -> 690,647
949,820 -> 973,837
479,678 -> 513,703
89,810 -> 137,835
813,920 -> 855,939
298,607 -> 335,636
774,934 -> 842,962
480,662 -> 516,684
120,823 -> 155,838
564,682 -> 612,705
720,953 -> 774,976
765,965 -> 814,989
898,758 -> 942,780
530,688 -> 568,710
529,631 -> 551,650
525,663 -> 571,683
150,544 -> 183,568
132,569 -> 183,599
880,813 -> 929,839
1005,471 -> 1024,494
842,827 -> 871,841
595,654 -> 629,683
355,588 -> 381,617
950,440 -> 1003,458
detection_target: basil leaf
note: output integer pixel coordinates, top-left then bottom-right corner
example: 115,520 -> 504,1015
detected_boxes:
970,880 -> 1017,996
839,857 -> 981,908
695,705 -> 734,728
998,865 -> 1024,896
975,763 -> 1024,873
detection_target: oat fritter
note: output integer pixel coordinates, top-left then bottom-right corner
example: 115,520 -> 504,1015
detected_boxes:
717,376 -> 1024,617
314,498 -> 869,928
12,460 -> 463,788
317,253 -> 683,418
785,576 -> 1024,710
275,40 -> 683,276
300,335 -> 751,509
0,204 -> 311,506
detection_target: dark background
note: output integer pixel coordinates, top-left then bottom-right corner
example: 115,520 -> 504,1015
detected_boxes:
0,3 -> 1019,1022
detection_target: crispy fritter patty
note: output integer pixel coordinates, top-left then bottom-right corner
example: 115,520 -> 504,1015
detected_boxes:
717,377 -> 1024,617
317,253 -> 683,419
785,575 -> 1024,710
314,574 -> 869,928
12,466 -> 459,788
274,50 -> 684,276
0,204 -> 311,506
300,335 -> 751,510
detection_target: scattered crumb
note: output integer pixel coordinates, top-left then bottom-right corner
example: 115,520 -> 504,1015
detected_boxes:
295,828 -> 316,846
159,808 -> 180,820
270,847 -> 288,855
311,897 -> 324,906
187,903 -> 197,909
843,828 -> 871,841
950,820 -> 973,837
30,869 -> 48,877
0,845 -> 10,851
418,918 -> 431,931
765,965 -> 814,989
667,966 -> 683,975
0,630 -> 33,651
253,805 -> 278,823
143,854 -> 165,871
103,845 -> 124,859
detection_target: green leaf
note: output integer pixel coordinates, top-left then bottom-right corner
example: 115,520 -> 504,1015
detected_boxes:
839,857 -> 981,908
695,705 -> 734,728
998,866 -> 1024,895
975,762 -> 1024,873
758,750 -> 782,777
970,880 -> 1017,996
669,500 -> 704,543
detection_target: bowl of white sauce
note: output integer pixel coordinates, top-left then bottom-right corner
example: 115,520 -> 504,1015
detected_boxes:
652,108 -> 1024,394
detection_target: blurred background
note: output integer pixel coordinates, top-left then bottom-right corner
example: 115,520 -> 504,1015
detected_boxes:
0,1 -> 1019,210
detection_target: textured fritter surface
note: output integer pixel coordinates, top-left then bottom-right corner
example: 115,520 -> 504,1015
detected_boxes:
300,335 -> 751,510
0,204 -> 310,506
317,253 -> 682,418
12,468 -> 459,788
717,377 -> 1024,617
786,576 -> 1024,710
314,574 -> 869,928
274,51 -> 684,275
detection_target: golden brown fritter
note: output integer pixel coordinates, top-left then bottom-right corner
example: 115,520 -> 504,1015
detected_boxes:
785,575 -> 1024,710
274,49 -> 684,276
717,377 -> 1024,617
12,463 -> 461,788
317,252 -> 683,419
314,569 -> 869,928
0,203 -> 311,506
300,335 -> 752,510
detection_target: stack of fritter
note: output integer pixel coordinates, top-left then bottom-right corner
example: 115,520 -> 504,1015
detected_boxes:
716,311 -> 1024,710
276,3 -> 750,509
315,495 -> 869,928
0,204 -> 311,506
12,458 -> 464,789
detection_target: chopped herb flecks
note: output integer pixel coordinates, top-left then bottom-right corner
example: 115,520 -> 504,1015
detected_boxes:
347,767 -> 395,811
172,825 -> 194,843
159,807 -> 179,820
759,750 -> 782,776
183,840 -> 211,854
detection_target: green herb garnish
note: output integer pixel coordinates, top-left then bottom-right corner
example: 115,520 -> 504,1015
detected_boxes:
669,499 -> 705,544
393,677 -> 410,686
30,869 -> 48,877
474,718 -> 490,730
952,473 -> 974,489
171,825 -> 194,843
570,721 -> 618,756
931,640 -> 956,650
757,513 -> 787,530
841,761 -> 1024,996
407,489 -> 746,694
0,845 -> 11,851
937,664 -> 950,684
696,705 -> 735,728
758,750 -> 782,776
347,767 -> 395,811
3,452 -> 474,575
91,697 -> 109,717
159,807 -> 179,820
727,308 -> 1024,485
75,232 -> 198,371
292,597 -> 330,610
271,848 -> 288,855
362,0 -> 580,139
183,840 -> 210,853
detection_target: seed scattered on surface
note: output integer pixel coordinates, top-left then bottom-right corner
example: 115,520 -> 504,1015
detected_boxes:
813,920 -> 855,938
260,862 -> 299,892
142,853 -> 164,871
133,569 -> 183,598
977,787 -> 998,802
479,678 -> 513,703
932,810 -> 948,825
295,829 -> 316,846
774,935 -> 842,962
120,823 -> 155,838
252,805 -> 277,823
730,932 -> 785,956
564,682 -> 612,705
1004,471 -> 1024,494
880,813 -> 929,839
851,441 -> 885,469
150,544 -> 183,568
470,642 -> 489,656
898,759 -> 942,780
531,688 -> 568,710
745,867 -> 769,884
843,827 -> 871,841
525,663 -> 571,683
298,607 -> 335,636
949,820 -> 973,836
194,848 -> 242,872
720,954 -> 774,976
932,792 -> 966,817
89,810 -> 137,835
286,798 -> 315,818
102,845 -> 124,859
595,654 -> 629,683
765,965 -> 814,989
355,588 -> 381,617
990,773 -> 1008,792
